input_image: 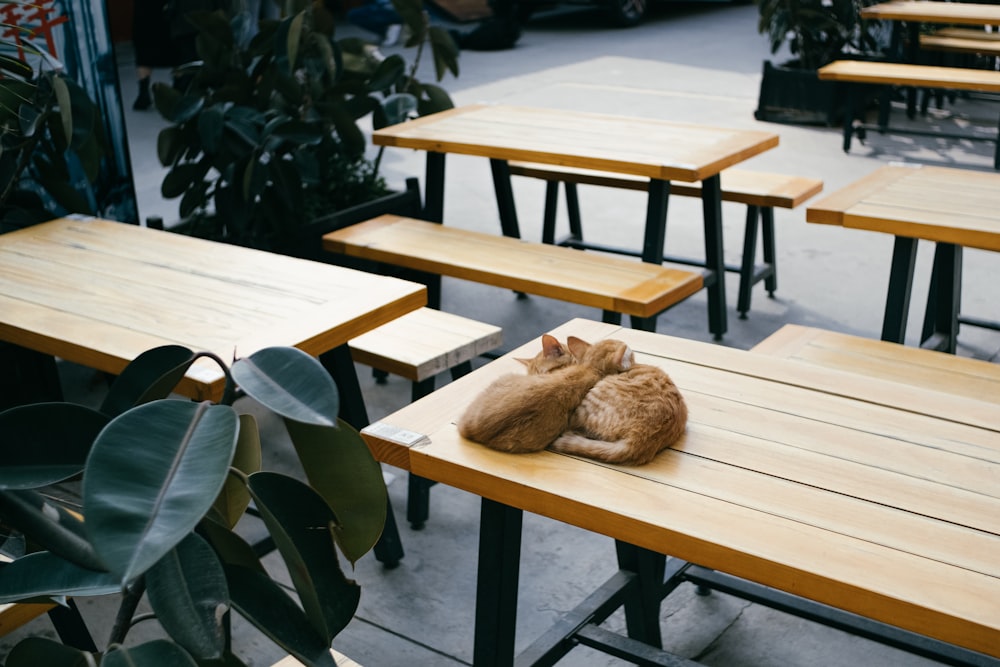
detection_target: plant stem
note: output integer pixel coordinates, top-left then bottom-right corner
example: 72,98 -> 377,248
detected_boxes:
107,577 -> 146,646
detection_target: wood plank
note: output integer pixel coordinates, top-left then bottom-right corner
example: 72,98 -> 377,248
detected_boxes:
920,33 -> 1000,55
862,1 -> 1000,26
817,60 -> 1000,93
322,215 -> 703,318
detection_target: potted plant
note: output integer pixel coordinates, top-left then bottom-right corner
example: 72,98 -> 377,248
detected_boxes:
754,0 -> 883,125
152,0 -> 459,259
0,344 -> 387,665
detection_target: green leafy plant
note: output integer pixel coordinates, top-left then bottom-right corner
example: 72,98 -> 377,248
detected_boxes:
153,0 -> 459,251
0,24 -> 107,231
0,345 -> 387,666
756,0 -> 881,70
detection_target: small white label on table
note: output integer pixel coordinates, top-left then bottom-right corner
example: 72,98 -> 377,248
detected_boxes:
364,422 -> 431,448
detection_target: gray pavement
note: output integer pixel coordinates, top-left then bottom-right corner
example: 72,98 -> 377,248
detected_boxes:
4,2 -> 999,665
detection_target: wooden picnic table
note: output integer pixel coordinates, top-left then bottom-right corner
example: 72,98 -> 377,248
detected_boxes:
361,317 -> 1000,666
806,164 -> 1000,352
372,104 -> 779,340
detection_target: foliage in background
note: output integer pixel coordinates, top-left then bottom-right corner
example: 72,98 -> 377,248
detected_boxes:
154,0 -> 459,251
0,345 -> 387,666
0,24 -> 107,231
756,0 -> 882,70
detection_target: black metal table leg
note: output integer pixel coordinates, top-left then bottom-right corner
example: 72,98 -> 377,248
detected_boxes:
920,242 -> 962,353
700,174 -> 727,340
491,159 -> 522,238
424,152 -> 446,223
475,498 -> 523,667
881,236 -> 920,344
319,343 -> 405,567
737,205 -> 761,318
615,541 -> 666,649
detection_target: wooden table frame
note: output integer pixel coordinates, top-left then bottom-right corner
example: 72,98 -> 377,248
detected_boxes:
806,164 -> 1000,352
373,105 -> 779,340
362,318 -> 1000,665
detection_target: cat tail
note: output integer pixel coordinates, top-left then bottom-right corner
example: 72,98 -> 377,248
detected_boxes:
549,433 -> 653,466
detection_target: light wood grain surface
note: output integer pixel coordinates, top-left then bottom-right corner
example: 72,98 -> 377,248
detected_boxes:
372,104 -> 779,183
862,0 -> 1000,25
0,218 -> 426,401
817,60 -> 1000,92
806,164 -> 1000,251
362,318 -> 1000,658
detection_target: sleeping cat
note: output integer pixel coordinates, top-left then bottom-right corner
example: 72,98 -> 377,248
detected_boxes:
457,334 -> 632,453
551,337 -> 687,465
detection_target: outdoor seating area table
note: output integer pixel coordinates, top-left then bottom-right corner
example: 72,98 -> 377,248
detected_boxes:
806,164 -> 1000,352
361,317 -> 1000,666
372,104 -> 780,339
0,216 -> 427,418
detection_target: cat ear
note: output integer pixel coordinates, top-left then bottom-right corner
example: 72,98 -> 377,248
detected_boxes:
515,357 -> 531,367
617,344 -> 635,370
541,334 -> 566,358
566,336 -> 590,359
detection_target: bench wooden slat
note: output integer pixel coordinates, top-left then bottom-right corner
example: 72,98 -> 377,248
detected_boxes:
920,33 -> 1000,56
507,163 -> 823,209
818,60 -> 1000,92
933,27 -> 1000,42
349,307 -> 502,382
751,324 -> 1000,406
322,215 -> 703,319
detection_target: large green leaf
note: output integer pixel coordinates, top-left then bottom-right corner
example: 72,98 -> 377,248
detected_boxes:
284,419 -> 386,564
231,347 -> 338,427
211,414 -> 262,528
0,490 -> 105,571
0,403 -> 108,488
51,75 -> 73,148
146,533 -> 228,660
196,518 -> 266,573
0,551 -> 118,603
225,564 -> 338,667
248,472 -> 360,643
5,636 -> 96,667
83,400 -> 239,585
102,639 -> 198,667
99,345 -> 198,418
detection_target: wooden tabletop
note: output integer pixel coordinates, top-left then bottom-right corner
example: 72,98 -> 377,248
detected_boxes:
362,317 -> 1000,658
372,104 -> 780,183
862,0 -> 1000,25
806,164 -> 1000,252
0,217 -> 426,401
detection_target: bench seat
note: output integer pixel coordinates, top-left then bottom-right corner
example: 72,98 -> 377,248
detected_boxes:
920,33 -> 1000,56
507,162 -> 822,317
817,60 -> 1000,167
751,324 -> 1000,404
323,215 -> 703,329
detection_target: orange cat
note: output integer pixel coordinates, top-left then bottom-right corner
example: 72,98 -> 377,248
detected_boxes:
550,337 -> 687,465
457,334 -> 631,453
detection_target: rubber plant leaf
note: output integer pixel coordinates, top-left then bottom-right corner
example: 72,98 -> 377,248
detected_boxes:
100,345 -> 198,418
102,639 -> 198,667
146,532 -> 228,660
0,551 -> 119,603
0,403 -> 108,488
196,517 -> 266,573
231,347 -> 338,427
429,26 -> 460,79
0,490 -> 105,571
284,419 -> 386,565
225,563 -> 338,667
211,413 -> 262,528
4,636 -> 97,667
367,54 -> 406,93
51,75 -> 73,148
381,92 -> 418,127
248,471 -> 360,642
83,400 -> 239,586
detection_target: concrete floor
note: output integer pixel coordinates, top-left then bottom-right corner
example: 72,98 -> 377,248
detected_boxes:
3,1 -> 999,665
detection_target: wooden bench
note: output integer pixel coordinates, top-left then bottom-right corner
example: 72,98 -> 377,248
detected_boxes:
920,32 -> 1000,57
322,215 -> 704,332
751,324 -> 1000,404
507,163 -> 823,318
349,307 -> 503,529
817,60 -> 1000,168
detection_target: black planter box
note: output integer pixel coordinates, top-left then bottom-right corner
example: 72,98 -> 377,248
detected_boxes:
754,60 -> 845,127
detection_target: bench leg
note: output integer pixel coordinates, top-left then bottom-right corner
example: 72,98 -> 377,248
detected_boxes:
761,207 -> 777,295
474,498 -> 523,667
843,84 -> 859,153
541,181 -> 560,244
565,181 -> 584,241
737,205 -> 760,319
920,242 -> 962,354
880,236 -> 919,345
700,175 -> 727,340
423,151 -> 446,223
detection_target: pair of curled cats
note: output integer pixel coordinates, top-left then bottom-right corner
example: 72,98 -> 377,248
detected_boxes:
456,334 -> 687,465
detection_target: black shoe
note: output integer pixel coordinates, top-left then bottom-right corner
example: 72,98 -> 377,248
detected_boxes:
133,78 -> 151,111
